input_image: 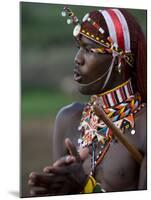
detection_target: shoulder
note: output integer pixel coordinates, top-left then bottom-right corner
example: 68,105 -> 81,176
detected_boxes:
55,102 -> 84,129
56,102 -> 84,121
53,102 -> 85,160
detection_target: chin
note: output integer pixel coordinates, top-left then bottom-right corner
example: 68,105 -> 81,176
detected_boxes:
77,84 -> 103,95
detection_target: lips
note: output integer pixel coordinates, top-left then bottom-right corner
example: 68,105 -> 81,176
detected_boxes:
73,69 -> 82,82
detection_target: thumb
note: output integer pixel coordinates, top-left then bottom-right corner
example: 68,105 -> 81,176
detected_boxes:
78,147 -> 89,161
64,138 -> 81,162
93,97 -> 105,119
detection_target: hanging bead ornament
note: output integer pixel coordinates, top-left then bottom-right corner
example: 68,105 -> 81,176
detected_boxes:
61,6 -> 79,25
67,18 -> 73,24
118,57 -> 122,73
61,10 -> 66,17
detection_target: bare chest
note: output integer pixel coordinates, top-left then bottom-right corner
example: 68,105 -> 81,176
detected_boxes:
65,107 -> 146,192
67,120 -> 141,191
95,134 -> 140,192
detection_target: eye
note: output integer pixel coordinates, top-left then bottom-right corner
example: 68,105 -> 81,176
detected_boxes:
85,47 -> 90,53
90,48 -> 106,54
75,43 -> 80,49
75,40 -> 81,49
83,47 -> 94,54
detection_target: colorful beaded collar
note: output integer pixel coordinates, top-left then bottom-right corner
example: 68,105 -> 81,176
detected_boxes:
78,79 -> 144,174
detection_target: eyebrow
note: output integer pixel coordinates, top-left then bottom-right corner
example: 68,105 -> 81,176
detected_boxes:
75,39 -> 102,49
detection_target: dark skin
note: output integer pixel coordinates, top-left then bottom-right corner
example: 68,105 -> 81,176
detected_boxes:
28,36 -> 147,196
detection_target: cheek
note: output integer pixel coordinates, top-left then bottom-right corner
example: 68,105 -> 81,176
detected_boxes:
85,54 -> 112,75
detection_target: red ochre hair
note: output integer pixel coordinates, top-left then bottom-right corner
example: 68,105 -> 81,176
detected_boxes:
80,9 -> 147,102
120,9 -> 147,103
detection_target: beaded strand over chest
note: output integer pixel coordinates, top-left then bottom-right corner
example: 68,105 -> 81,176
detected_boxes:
77,79 -> 144,175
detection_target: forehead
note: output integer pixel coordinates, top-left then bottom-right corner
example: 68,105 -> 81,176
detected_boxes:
77,35 -> 105,48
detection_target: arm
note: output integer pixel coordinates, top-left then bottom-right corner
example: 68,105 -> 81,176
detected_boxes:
52,102 -> 82,161
53,102 -> 85,161
28,103 -> 88,196
52,106 -> 69,161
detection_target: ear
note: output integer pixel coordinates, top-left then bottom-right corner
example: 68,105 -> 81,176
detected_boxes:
121,62 -> 132,81
113,56 -> 119,71
113,57 -> 125,73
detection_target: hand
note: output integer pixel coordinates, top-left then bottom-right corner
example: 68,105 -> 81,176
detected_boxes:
28,138 -> 88,196
92,96 -> 106,119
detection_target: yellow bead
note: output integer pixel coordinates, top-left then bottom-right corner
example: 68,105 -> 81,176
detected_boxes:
82,176 -> 96,193
96,37 -> 99,40
86,32 -> 90,35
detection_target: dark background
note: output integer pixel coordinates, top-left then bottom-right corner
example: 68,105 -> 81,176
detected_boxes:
21,2 -> 147,197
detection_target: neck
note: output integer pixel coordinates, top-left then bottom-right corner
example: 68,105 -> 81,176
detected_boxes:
96,79 -> 134,108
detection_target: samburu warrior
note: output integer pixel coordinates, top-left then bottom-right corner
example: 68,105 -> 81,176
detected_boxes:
28,7 -> 147,196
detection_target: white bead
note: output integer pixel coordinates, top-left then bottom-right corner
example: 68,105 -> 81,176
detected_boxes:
73,24 -> 81,37
67,19 -> 72,24
61,11 -> 66,17
99,27 -> 105,34
78,127 -> 80,131
78,138 -> 82,144
82,13 -> 89,22
131,129 -> 135,135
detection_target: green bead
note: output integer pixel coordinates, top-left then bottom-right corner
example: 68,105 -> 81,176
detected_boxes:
93,183 -> 104,193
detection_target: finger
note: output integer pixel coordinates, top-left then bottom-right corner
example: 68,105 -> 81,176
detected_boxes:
28,172 -> 55,187
29,186 -> 49,196
65,138 -> 81,162
52,156 -> 75,167
93,102 -> 105,118
52,156 -> 76,167
44,148 -> 76,173
44,165 -> 65,174
28,174 -> 67,188
44,166 -> 68,175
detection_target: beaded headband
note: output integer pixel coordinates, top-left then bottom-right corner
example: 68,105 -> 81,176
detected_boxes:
61,7 -> 134,67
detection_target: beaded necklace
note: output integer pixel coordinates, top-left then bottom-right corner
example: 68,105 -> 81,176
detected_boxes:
78,79 -> 144,175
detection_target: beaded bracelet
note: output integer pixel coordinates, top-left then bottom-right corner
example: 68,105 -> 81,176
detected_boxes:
82,175 -> 106,193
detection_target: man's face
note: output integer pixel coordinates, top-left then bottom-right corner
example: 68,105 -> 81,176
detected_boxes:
74,35 -> 113,95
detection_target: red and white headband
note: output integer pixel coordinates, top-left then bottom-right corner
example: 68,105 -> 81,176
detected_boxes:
99,9 -> 131,53
62,7 -> 133,66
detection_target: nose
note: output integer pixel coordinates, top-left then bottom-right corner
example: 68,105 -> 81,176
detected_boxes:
74,48 -> 84,66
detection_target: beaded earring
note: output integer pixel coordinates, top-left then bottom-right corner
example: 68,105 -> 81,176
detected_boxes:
117,57 -> 122,73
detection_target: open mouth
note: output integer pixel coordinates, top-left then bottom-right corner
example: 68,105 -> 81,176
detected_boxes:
73,70 -> 82,82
